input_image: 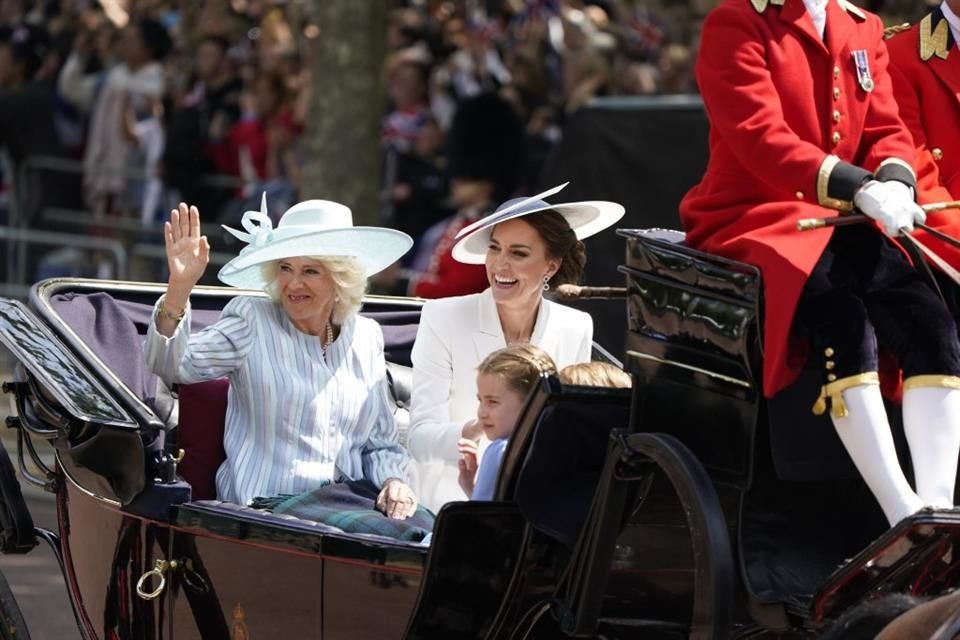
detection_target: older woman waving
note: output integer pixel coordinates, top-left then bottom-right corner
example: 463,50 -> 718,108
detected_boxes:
408,183 -> 625,511
145,196 -> 419,519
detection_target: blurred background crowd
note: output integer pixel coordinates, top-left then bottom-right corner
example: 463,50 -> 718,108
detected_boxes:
0,0 -> 942,296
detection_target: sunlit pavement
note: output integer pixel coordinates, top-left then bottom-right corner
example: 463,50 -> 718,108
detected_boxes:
0,349 -> 81,639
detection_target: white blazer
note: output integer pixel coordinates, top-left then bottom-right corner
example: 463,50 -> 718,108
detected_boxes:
408,288 -> 593,511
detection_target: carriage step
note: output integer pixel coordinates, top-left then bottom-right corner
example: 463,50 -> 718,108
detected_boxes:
810,509 -> 960,623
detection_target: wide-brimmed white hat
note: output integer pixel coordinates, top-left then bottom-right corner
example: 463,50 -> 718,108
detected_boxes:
450,183 -> 625,265
217,194 -> 413,289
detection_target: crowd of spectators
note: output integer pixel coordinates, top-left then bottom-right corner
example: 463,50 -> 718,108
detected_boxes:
0,0 -> 942,287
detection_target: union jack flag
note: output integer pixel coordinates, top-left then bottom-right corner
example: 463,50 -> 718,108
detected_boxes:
625,6 -> 666,60
511,0 -> 562,28
467,10 -> 502,45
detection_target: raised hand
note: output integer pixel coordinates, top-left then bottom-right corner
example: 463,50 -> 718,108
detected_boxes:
457,438 -> 479,497
164,202 -> 210,287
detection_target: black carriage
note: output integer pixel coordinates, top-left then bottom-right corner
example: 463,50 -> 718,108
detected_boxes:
0,228 -> 957,639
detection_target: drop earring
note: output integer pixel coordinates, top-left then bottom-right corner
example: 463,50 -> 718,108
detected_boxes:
543,275 -> 550,291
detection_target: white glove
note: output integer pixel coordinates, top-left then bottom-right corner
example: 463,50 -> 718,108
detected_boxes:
853,180 -> 926,236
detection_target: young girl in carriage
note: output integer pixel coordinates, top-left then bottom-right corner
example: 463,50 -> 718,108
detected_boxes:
457,344 -> 558,500
457,348 -> 633,500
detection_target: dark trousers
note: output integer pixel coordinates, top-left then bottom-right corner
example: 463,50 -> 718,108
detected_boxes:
935,269 -> 960,332
794,225 -> 960,380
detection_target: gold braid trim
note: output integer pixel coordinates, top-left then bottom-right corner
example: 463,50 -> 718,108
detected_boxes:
883,23 -> 912,40
817,155 -> 855,211
920,13 -> 951,61
812,372 -> 880,418
903,375 -> 960,391
749,0 -> 784,14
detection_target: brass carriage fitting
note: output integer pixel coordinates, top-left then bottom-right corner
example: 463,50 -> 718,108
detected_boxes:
156,449 -> 187,484
136,558 -> 179,600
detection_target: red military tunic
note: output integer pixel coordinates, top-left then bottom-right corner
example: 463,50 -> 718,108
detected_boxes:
888,7 -> 960,265
410,210 -> 489,299
680,0 -> 917,397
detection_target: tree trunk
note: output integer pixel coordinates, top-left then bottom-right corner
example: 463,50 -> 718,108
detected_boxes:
301,2 -> 387,226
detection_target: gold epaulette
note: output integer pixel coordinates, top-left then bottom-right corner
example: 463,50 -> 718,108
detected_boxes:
750,0 -> 784,14
920,12 -> 951,61
883,22 -> 912,40
838,0 -> 866,21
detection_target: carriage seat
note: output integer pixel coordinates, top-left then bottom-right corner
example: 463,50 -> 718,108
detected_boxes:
508,378 -> 632,547
176,361 -> 413,500
41,290 -> 419,502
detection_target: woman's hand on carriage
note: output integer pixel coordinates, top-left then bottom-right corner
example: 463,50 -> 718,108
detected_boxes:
457,438 -> 479,497
376,478 -> 418,520
854,180 -> 926,236
164,202 -> 210,288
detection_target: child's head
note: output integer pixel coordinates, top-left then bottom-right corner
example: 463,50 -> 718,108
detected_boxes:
476,344 -> 557,440
558,362 -> 632,388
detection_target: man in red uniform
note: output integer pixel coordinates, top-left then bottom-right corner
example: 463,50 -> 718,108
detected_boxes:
680,0 -> 960,526
887,2 -> 960,265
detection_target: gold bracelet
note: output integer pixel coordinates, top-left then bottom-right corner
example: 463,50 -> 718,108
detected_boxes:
159,303 -> 186,322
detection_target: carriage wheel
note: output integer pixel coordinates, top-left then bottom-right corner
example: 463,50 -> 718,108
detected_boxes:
555,431 -> 734,639
620,432 -> 735,640
0,568 -> 30,640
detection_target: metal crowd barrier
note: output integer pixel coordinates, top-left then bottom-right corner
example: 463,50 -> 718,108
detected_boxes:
2,154 -> 245,298
0,226 -> 126,299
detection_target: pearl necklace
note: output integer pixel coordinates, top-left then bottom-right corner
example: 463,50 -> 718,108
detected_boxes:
323,322 -> 335,351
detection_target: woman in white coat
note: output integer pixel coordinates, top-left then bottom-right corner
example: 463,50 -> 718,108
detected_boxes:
408,183 -> 625,511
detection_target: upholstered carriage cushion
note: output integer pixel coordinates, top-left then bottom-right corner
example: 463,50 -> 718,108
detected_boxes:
176,363 -> 413,500
177,378 -> 229,500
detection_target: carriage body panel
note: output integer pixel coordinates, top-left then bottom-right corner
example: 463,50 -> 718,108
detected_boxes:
58,463 -> 426,640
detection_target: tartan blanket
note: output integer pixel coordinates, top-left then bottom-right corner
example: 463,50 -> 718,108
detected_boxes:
252,479 -> 435,543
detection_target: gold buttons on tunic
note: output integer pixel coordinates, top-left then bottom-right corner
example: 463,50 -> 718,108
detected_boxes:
796,191 -> 804,200
825,361 -> 836,370
833,66 -> 840,79
827,373 -> 838,382
932,148 -> 944,161
832,132 -> 841,146
824,347 -> 835,357
834,87 -> 841,100
833,110 -> 841,123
